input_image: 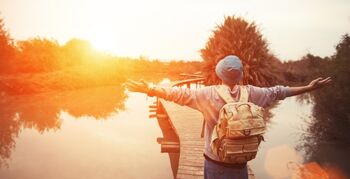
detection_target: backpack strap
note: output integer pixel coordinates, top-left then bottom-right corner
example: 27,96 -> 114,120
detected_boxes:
215,85 -> 235,104
239,86 -> 249,102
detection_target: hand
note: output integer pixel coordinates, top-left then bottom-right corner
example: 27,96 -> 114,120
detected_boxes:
124,79 -> 150,93
307,77 -> 332,90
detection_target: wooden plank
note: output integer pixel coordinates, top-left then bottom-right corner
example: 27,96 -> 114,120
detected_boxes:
159,99 -> 205,179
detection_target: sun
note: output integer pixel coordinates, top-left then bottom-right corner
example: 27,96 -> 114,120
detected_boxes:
90,36 -> 116,53
85,23 -> 117,53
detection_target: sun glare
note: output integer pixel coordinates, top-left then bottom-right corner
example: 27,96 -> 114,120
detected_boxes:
90,37 -> 116,53
83,1 -> 118,54
87,25 -> 116,53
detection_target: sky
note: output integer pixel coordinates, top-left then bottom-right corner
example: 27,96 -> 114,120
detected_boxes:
0,0 -> 349,61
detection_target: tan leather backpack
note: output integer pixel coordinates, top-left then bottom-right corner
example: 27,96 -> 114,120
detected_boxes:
211,85 -> 266,163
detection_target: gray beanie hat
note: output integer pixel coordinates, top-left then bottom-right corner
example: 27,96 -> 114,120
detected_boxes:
215,55 -> 243,85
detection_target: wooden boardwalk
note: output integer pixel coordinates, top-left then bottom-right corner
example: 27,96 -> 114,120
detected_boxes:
159,99 -> 205,179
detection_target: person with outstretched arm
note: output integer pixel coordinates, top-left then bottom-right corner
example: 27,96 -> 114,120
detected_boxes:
125,55 -> 331,179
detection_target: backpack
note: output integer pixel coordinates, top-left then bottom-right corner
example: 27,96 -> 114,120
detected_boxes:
210,85 -> 266,163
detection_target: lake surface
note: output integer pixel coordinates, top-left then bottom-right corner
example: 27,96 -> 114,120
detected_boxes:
0,86 -> 173,179
0,85 -> 348,178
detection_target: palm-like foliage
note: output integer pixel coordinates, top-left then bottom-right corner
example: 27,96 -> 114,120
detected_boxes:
201,16 -> 284,86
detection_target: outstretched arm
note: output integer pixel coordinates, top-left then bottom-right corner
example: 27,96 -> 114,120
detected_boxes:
125,79 -> 208,111
124,79 -> 166,98
286,77 -> 332,97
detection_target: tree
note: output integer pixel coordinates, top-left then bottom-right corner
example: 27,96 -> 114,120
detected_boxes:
201,16 -> 284,86
61,38 -> 95,66
0,17 -> 15,73
298,34 -> 350,175
16,38 -> 62,73
282,54 -> 331,85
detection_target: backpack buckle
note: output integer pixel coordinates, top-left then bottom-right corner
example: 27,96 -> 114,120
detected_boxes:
242,129 -> 251,136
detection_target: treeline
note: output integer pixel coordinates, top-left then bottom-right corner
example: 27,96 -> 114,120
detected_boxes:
0,18 -> 202,94
0,37 -> 202,75
281,54 -> 331,85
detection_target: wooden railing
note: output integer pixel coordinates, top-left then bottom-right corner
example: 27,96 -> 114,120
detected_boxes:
172,77 -> 205,88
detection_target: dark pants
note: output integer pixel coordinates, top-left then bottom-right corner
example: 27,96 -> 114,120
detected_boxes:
204,158 -> 248,179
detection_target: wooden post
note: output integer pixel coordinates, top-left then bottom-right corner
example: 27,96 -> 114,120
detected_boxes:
200,120 -> 205,138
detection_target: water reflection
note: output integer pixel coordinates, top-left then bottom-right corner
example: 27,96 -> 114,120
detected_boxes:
151,100 -> 180,178
249,97 -> 312,178
297,84 -> 350,177
0,86 -> 127,167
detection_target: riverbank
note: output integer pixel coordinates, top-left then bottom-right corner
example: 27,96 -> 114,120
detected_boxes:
0,65 -> 187,95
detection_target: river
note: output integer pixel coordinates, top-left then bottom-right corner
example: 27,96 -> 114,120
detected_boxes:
0,85 -> 348,178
